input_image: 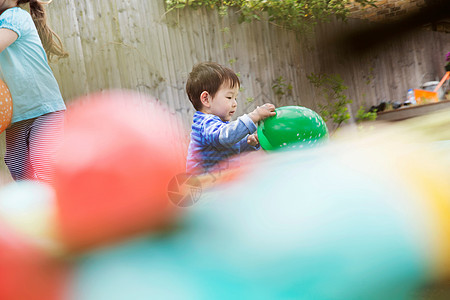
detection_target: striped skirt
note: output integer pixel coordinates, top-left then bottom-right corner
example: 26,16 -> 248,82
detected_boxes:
4,110 -> 65,185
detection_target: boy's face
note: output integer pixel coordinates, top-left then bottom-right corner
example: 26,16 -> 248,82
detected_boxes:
209,83 -> 239,122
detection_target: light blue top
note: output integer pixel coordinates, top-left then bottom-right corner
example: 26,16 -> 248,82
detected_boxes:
0,7 -> 66,124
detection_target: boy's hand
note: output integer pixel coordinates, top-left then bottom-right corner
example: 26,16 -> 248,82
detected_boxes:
249,103 -> 276,123
247,133 -> 259,147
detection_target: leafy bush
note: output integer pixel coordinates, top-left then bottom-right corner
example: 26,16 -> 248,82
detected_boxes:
355,105 -> 377,123
307,72 -> 352,130
165,0 -> 377,33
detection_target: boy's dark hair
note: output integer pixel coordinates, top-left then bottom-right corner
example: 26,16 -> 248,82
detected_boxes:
186,62 -> 240,111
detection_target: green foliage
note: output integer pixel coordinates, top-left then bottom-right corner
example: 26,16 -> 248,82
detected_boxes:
272,76 -> 293,97
365,67 -> 374,85
307,72 -> 351,130
228,58 -> 236,65
355,105 -> 377,123
246,97 -> 255,104
165,0 -> 377,33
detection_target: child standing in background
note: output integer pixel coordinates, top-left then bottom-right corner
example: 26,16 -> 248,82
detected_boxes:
186,62 -> 276,175
0,0 -> 67,184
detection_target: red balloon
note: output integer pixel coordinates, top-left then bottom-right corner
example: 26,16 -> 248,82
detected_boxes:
54,91 -> 186,252
0,79 -> 13,134
0,221 -> 68,300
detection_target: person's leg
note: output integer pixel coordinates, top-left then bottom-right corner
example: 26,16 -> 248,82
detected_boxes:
28,111 -> 65,185
4,119 -> 35,181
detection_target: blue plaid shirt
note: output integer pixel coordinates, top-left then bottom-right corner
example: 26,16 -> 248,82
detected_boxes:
186,111 -> 260,174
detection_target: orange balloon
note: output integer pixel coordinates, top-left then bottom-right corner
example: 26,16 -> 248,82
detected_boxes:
0,79 -> 13,133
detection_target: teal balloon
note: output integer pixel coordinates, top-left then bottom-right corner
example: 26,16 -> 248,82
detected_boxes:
257,106 -> 329,151
70,148 -> 432,300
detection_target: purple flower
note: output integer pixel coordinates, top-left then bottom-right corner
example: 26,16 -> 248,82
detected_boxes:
447,52 -> 450,62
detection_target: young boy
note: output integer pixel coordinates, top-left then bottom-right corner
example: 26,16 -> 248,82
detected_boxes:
186,62 -> 276,174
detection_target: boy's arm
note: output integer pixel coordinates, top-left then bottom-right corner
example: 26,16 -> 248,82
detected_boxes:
203,114 -> 257,148
239,135 -> 261,152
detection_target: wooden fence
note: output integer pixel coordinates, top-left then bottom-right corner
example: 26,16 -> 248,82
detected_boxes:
0,0 -> 449,184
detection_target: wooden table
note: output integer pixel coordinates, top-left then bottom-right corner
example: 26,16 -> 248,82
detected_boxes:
376,99 -> 450,122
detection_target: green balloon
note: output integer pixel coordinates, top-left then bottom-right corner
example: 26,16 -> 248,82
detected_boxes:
257,106 -> 329,151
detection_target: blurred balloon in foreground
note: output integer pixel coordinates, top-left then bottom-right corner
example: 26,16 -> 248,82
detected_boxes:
69,109 -> 450,299
0,79 -> 13,134
0,219 -> 68,300
0,181 -> 67,300
257,106 -> 328,151
0,180 -> 62,255
54,90 -> 186,252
